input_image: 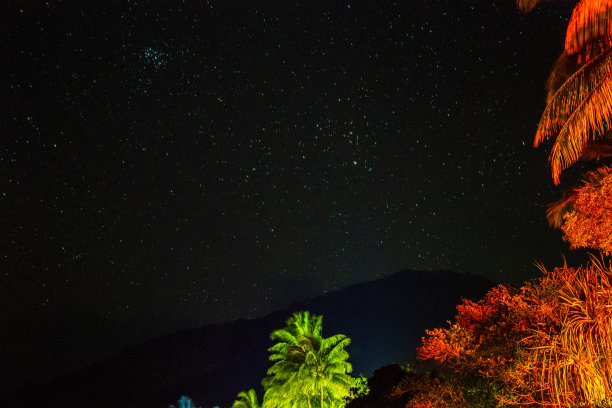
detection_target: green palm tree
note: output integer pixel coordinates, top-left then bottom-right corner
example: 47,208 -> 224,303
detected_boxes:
308,334 -> 356,408
233,389 -> 260,408
262,311 -> 356,408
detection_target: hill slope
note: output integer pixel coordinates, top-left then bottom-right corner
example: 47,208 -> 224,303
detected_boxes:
5,270 -> 494,408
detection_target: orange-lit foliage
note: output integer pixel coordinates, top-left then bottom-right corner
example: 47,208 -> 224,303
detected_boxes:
517,0 -> 551,13
418,285 -> 526,379
565,0 -> 612,57
547,165 -> 612,254
418,257 -> 612,407
503,258 -> 612,407
526,0 -> 612,184
518,0 -> 612,55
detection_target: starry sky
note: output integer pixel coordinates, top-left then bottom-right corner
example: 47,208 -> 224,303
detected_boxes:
1,0 -> 590,397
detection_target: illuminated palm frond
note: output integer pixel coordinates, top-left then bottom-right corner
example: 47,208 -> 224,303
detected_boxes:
516,0 -> 551,12
532,47 -> 612,183
546,191 -> 579,227
527,0 -> 612,185
565,0 -> 612,58
580,138 -> 612,158
548,71 -> 612,183
233,389 -> 260,408
535,48 -> 612,148
545,52 -> 580,105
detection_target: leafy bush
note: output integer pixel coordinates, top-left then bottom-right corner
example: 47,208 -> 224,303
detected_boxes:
418,256 -> 612,407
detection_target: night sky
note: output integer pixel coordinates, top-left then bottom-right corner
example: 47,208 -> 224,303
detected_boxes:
1,0 -> 590,397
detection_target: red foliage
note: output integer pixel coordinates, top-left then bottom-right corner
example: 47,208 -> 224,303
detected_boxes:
418,257 -> 612,407
559,165 -> 612,254
418,285 -> 528,378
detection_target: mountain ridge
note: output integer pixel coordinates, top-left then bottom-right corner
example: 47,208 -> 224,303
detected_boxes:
5,269 -> 495,408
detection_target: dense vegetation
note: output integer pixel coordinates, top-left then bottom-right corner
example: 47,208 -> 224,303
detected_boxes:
391,1 -> 612,406
418,256 -> 612,407
525,0 -> 612,250
393,0 -> 612,406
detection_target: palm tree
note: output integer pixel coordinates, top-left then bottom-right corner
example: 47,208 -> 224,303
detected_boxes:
518,0 -> 612,184
518,0 -> 612,250
233,389 -> 260,408
262,311 -> 356,408
308,334 -> 356,408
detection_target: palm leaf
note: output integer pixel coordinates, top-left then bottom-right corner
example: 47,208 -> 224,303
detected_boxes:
547,192 -> 578,227
234,389 -> 260,408
516,0 -> 551,12
549,71 -> 612,183
580,139 -> 612,159
298,334 -> 320,353
270,328 -> 298,343
535,47 -> 612,148
320,334 -> 348,354
545,52 -> 580,105
268,342 -> 289,356
565,0 -> 612,57
323,337 -> 351,363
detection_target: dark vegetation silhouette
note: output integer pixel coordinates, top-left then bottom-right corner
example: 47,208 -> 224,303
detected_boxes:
3,269 -> 493,408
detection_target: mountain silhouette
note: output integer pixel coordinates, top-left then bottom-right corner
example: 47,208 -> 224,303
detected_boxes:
4,269 -> 494,408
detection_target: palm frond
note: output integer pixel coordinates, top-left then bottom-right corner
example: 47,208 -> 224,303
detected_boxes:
325,360 -> 353,374
268,342 -> 288,352
322,336 -> 351,362
565,0 -> 612,57
270,328 -> 297,344
548,73 -> 612,184
286,311 -> 323,340
297,334 -> 320,352
233,389 -> 260,408
516,0 -> 551,12
320,334 -> 349,354
546,192 -> 579,227
581,139 -> 612,159
545,52 -> 580,105
535,48 -> 612,148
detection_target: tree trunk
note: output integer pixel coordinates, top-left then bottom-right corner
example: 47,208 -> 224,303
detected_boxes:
320,383 -> 324,408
